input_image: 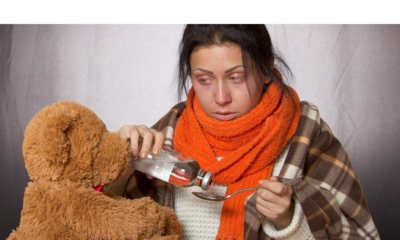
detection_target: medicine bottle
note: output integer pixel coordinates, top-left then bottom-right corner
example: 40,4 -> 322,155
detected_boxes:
131,146 -> 213,190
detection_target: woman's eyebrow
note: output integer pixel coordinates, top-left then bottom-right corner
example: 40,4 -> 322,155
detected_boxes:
193,68 -> 213,74
225,65 -> 243,73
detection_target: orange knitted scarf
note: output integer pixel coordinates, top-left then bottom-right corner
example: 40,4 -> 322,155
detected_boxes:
174,79 -> 301,239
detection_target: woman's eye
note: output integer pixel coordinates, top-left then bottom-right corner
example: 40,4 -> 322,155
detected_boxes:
230,76 -> 244,82
198,78 -> 210,83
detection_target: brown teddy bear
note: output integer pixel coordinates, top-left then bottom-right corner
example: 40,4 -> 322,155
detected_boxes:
8,101 -> 181,240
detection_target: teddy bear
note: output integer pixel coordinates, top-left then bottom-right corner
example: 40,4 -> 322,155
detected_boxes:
8,101 -> 181,240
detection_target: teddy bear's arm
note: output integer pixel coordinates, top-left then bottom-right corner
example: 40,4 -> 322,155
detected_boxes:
67,190 -> 180,240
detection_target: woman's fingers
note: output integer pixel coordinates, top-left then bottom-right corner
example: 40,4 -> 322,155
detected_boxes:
118,125 -> 165,158
151,129 -> 165,155
139,126 -> 154,158
255,199 -> 281,221
128,126 -> 141,156
259,176 -> 292,196
255,189 -> 291,220
118,125 -> 165,180
255,177 -> 294,228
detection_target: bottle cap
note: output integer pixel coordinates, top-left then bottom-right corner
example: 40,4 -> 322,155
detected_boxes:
197,170 -> 213,190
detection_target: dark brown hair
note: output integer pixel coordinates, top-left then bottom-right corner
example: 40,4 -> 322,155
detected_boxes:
177,24 -> 293,102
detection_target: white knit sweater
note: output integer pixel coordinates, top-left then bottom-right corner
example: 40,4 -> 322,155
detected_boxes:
173,145 -> 314,240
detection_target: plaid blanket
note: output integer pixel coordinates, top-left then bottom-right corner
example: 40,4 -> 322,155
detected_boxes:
125,101 -> 380,240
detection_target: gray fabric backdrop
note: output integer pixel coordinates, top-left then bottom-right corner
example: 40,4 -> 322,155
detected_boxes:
1,24 -> 399,239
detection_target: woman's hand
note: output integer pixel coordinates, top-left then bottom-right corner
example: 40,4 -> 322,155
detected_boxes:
256,176 -> 294,230
118,125 -> 165,158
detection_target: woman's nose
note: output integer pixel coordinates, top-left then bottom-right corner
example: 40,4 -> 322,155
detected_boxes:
214,82 -> 231,106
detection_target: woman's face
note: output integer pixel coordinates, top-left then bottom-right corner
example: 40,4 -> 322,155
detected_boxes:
190,43 -> 270,121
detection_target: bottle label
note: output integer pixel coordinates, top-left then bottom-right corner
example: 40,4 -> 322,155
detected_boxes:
133,160 -> 175,182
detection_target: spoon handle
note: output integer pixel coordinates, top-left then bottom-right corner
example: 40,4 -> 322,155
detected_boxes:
226,175 -> 303,198
226,187 -> 263,198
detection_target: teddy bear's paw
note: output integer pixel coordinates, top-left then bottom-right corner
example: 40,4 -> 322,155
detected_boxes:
130,198 -> 181,239
162,208 -> 182,238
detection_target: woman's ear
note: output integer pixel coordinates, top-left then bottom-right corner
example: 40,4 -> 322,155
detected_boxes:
264,75 -> 272,84
264,56 -> 275,84
268,56 -> 275,70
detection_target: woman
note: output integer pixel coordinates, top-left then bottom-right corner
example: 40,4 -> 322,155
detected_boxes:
118,25 -> 379,240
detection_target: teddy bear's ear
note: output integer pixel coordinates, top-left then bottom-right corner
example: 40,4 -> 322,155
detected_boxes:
38,109 -> 79,166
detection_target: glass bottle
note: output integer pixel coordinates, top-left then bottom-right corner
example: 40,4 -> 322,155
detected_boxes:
130,146 -> 213,190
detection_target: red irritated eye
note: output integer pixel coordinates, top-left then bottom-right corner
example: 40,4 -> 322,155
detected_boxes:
196,75 -> 211,84
229,73 -> 245,82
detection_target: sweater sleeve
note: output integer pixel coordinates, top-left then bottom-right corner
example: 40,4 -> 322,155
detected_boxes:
261,196 -> 314,239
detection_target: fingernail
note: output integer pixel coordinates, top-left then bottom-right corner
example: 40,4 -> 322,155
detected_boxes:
140,151 -> 147,158
259,180 -> 264,185
153,147 -> 159,155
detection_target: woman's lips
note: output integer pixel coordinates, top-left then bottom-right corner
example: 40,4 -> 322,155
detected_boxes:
214,112 -> 236,121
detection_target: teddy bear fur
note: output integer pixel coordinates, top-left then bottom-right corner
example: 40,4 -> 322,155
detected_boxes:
8,101 -> 181,240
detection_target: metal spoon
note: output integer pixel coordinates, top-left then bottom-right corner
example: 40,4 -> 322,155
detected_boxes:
192,175 -> 303,202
